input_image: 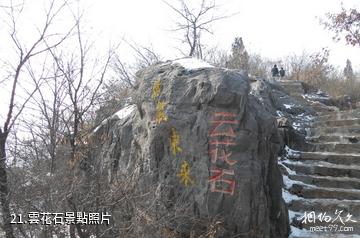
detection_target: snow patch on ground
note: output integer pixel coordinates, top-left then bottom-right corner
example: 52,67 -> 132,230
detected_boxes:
93,122 -> 105,133
285,145 -> 300,158
284,174 -> 315,188
282,159 -> 306,166
303,151 -> 360,156
288,210 -> 304,224
283,189 -> 302,203
24,181 -> 32,187
172,57 -> 214,70
284,103 -> 295,109
295,113 -> 315,122
283,175 -> 297,189
279,160 -> 297,175
93,105 -> 136,133
304,115 -> 315,122
302,94 -> 329,100
292,122 -> 301,131
276,110 -> 285,118
114,104 -> 136,120
289,225 -> 314,238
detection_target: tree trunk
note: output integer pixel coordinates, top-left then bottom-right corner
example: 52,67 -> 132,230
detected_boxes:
0,132 -> 15,238
188,23 -> 197,57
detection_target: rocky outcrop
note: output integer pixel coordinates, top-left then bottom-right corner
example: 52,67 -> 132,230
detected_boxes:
92,58 -> 289,238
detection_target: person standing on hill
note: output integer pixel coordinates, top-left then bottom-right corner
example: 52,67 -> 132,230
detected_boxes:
279,67 -> 285,78
271,64 -> 279,78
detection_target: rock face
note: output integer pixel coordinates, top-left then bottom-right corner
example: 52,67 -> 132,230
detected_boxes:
92,59 -> 289,237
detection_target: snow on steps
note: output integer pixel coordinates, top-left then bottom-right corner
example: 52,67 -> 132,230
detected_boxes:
289,151 -> 360,165
276,79 -> 360,236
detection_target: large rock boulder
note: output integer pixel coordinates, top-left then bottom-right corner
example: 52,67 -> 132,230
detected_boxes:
249,78 -> 320,151
92,58 -> 289,238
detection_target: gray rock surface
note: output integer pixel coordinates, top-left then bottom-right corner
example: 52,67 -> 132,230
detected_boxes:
92,59 -> 289,237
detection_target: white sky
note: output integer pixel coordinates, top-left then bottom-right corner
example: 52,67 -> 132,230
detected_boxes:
1,0 -> 360,131
84,0 -> 360,69
1,0 -> 359,70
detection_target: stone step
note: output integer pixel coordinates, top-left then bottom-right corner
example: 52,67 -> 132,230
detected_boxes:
284,108 -> 360,236
289,151 -> 360,166
307,126 -> 360,137
288,198 -> 360,215
289,183 -> 360,200
278,84 -> 304,94
288,174 -> 360,189
312,105 -> 337,114
286,90 -> 305,96
277,82 -> 304,89
278,82 -> 303,87
292,95 -> 312,103
282,160 -> 360,179
314,118 -> 360,127
307,143 -> 360,154
319,114 -> 360,121
306,135 -> 360,144
277,79 -> 303,84
318,110 -> 360,121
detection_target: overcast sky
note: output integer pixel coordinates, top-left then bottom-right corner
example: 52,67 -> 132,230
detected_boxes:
1,0 -> 360,69
84,0 -> 360,69
1,0 -> 360,131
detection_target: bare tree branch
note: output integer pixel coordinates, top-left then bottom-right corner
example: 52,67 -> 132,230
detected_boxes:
0,1 -> 74,237
163,0 -> 234,58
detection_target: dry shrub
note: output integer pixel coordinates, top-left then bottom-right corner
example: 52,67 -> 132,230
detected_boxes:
286,49 -> 360,102
321,78 -> 360,100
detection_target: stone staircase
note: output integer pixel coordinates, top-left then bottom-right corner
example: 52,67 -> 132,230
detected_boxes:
277,80 -> 360,237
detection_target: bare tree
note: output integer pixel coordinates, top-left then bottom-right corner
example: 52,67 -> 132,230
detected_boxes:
0,1 -> 74,237
97,41 -> 162,123
204,45 -> 229,67
110,41 -> 161,89
45,9 -> 115,236
50,23 -> 111,167
321,6 -> 360,47
284,48 -> 334,86
4,22 -> 114,238
13,58 -> 68,175
129,42 -> 162,71
247,53 -> 269,78
164,0 -> 232,58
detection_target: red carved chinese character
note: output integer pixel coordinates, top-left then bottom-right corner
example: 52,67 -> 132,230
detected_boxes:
210,120 -> 238,135
209,112 -> 238,137
209,168 -> 236,195
214,112 -> 236,117
210,127 -> 236,137
209,148 -> 237,165
209,139 -> 236,146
